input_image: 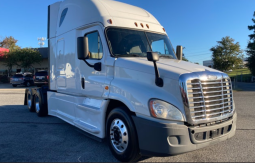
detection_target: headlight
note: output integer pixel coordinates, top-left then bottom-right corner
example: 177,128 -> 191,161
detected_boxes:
149,99 -> 184,121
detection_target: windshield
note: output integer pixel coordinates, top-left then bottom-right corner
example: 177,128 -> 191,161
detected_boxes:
106,28 -> 176,59
35,71 -> 47,76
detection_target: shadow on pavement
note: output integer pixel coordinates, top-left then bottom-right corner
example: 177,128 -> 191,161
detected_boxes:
232,82 -> 255,91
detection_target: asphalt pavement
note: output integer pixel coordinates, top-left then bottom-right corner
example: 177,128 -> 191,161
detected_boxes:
0,88 -> 255,162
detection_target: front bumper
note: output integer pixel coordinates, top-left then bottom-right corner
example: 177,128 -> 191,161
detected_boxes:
132,112 -> 237,157
11,81 -> 24,85
34,81 -> 48,84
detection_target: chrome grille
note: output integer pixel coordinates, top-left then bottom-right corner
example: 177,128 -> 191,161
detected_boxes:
186,77 -> 233,121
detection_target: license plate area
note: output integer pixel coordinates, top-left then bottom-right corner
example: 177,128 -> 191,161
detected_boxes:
36,76 -> 45,80
189,117 -> 234,144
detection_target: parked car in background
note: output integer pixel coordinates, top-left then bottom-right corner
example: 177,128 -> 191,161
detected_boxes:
34,70 -> 48,87
10,73 -> 34,87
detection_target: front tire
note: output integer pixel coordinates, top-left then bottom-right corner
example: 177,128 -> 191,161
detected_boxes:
106,107 -> 141,162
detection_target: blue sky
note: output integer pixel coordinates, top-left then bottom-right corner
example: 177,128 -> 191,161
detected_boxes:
0,0 -> 254,64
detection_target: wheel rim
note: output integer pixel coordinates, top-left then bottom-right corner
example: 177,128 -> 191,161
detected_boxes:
110,119 -> 128,153
35,96 -> 40,113
27,93 -> 32,108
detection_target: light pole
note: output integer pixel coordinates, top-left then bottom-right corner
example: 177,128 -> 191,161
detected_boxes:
38,37 -> 46,47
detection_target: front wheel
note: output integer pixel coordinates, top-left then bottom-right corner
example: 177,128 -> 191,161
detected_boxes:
106,107 -> 141,162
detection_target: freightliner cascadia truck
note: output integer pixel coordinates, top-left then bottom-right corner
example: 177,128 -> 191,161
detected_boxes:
24,0 -> 237,161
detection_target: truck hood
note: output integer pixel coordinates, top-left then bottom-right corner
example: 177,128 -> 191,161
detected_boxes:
115,58 -> 221,80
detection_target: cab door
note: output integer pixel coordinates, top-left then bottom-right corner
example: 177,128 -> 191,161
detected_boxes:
78,26 -> 106,98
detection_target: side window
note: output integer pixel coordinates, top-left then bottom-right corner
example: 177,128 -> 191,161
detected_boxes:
85,31 -> 103,59
151,39 -> 169,55
59,8 -> 68,27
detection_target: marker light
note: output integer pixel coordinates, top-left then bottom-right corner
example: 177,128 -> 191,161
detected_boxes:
163,28 -> 166,32
134,22 -> 138,27
140,23 -> 144,28
107,19 -> 113,24
146,24 -> 149,29
149,99 -> 184,121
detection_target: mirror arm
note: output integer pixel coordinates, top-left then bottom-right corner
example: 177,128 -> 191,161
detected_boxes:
153,61 -> 164,87
83,59 -> 94,68
83,59 -> 101,71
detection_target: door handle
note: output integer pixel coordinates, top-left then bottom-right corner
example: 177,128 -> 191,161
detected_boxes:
81,77 -> 85,89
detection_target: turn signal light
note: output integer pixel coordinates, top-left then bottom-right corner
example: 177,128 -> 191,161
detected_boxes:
33,76 -> 35,80
47,75 -> 49,80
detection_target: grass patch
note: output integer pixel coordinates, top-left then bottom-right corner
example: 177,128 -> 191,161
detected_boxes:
226,68 -> 252,82
226,68 -> 251,77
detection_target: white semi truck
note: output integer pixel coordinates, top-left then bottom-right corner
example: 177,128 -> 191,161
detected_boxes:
24,0 -> 237,162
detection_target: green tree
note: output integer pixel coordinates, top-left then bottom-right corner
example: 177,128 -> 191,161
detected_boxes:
246,11 -> 255,76
182,56 -> 189,62
182,47 -> 189,61
0,36 -> 20,50
14,48 -> 43,70
210,36 -> 243,72
3,48 -> 42,75
2,51 -> 19,76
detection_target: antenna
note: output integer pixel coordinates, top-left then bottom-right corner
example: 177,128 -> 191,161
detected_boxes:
38,37 -> 46,47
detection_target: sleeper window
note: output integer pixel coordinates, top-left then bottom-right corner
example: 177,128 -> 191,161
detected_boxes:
59,8 -> 68,27
86,31 -> 103,59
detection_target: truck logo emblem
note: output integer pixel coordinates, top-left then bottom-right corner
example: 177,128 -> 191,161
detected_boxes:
208,75 -> 217,80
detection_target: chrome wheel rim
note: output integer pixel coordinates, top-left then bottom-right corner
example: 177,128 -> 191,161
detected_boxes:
27,93 -> 32,108
110,119 -> 128,153
35,96 -> 40,113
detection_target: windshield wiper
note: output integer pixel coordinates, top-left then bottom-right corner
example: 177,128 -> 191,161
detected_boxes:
115,54 -> 144,57
159,55 -> 173,59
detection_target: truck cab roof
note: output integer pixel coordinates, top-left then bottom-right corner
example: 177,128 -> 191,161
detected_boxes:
49,0 -> 165,39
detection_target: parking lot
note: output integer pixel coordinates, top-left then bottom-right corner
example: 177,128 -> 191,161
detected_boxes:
0,86 -> 255,162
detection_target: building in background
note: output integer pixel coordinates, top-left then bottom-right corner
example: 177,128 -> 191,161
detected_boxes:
242,58 -> 248,67
203,58 -> 248,70
0,47 -> 48,75
203,60 -> 214,68
0,48 -> 9,58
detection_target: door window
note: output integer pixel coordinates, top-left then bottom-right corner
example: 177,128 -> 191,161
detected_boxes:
85,31 -> 103,59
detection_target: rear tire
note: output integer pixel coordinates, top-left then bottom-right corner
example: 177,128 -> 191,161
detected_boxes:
36,84 -> 41,87
34,90 -> 48,117
26,89 -> 35,112
12,84 -> 17,87
106,107 -> 141,162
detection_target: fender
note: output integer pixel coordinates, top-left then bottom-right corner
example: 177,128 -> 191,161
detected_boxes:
109,72 -> 185,118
